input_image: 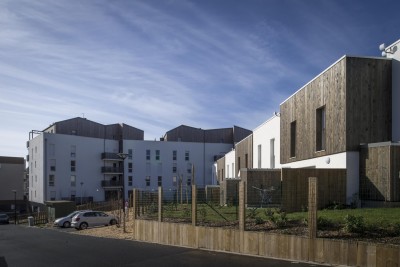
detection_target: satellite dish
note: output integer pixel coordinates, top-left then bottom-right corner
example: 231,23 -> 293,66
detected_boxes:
379,43 -> 386,51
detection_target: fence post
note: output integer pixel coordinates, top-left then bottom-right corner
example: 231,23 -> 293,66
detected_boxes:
239,180 -> 246,231
158,187 -> 163,222
308,177 -> 318,261
132,189 -> 138,220
192,185 -> 197,226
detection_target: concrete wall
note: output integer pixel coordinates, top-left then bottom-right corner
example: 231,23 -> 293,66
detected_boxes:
132,219 -> 400,266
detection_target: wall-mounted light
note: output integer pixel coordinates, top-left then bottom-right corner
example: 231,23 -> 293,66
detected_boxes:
325,157 -> 330,164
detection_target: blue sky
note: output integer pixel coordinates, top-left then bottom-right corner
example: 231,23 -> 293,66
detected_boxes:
1,0 -> 399,157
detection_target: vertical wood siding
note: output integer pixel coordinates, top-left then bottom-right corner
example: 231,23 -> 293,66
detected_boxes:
280,57 -> 392,164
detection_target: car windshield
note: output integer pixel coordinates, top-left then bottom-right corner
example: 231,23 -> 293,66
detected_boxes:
67,211 -> 80,218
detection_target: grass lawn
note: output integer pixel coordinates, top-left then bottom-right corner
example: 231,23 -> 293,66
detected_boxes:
289,207 -> 400,227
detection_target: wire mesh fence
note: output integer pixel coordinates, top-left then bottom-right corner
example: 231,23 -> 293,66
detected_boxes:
196,188 -> 239,228
136,190 -> 159,220
162,188 -> 192,223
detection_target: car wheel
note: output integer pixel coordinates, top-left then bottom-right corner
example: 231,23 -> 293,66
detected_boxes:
63,221 -> 71,228
79,222 -> 88,230
110,219 -> 117,225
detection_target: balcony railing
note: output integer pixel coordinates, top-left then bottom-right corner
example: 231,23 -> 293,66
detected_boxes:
101,180 -> 123,188
101,153 -> 123,161
101,166 -> 123,174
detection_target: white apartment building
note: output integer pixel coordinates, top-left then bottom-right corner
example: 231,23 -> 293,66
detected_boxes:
27,118 -> 251,207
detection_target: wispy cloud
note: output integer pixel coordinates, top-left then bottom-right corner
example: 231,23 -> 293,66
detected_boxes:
0,0 -> 398,157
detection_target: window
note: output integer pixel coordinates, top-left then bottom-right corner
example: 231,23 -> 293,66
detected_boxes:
146,150 -> 151,160
50,159 -> 56,171
173,176 -> 177,186
128,149 -> 133,159
155,150 -> 160,160
71,160 -> 76,172
237,157 -> 240,174
290,121 -> 297,158
270,138 -> 275,169
49,175 -> 55,186
145,176 -> 150,187
258,145 -> 262,168
128,162 -> 133,173
172,163 -> 177,173
227,164 -> 229,178
187,163 -> 192,174
173,150 -> 177,161
316,106 -> 326,151
187,177 -> 191,186
128,176 -> 133,186
158,176 -> 162,186
185,151 -> 189,161
50,191 -> 56,201
70,175 -> 76,187
71,145 -> 76,158
245,154 -> 248,168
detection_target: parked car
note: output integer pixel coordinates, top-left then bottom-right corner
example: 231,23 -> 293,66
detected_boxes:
71,211 -> 118,230
53,210 -> 91,228
0,213 -> 10,224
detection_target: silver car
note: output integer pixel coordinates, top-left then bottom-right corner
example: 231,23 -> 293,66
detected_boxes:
54,210 -> 90,228
71,211 -> 118,230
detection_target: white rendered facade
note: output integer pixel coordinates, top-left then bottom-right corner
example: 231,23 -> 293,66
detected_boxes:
224,150 -> 236,179
28,132 -> 233,205
122,140 -> 232,191
252,115 -> 281,169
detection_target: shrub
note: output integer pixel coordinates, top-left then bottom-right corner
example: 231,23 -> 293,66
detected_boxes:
255,216 -> 264,225
344,214 -> 365,233
317,217 -> 334,230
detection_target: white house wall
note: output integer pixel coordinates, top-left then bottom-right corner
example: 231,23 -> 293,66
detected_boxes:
224,150 -> 236,179
252,115 -> 281,169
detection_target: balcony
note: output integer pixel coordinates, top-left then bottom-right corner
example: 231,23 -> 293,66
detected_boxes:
101,166 -> 123,174
101,180 -> 123,188
101,153 -> 123,161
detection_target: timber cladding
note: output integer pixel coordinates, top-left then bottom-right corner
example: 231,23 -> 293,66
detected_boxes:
240,169 -> 282,206
281,168 -> 346,212
360,144 -> 400,202
235,134 -> 253,172
280,56 -> 392,164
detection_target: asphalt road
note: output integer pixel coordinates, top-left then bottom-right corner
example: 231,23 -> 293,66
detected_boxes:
0,224 -> 324,267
